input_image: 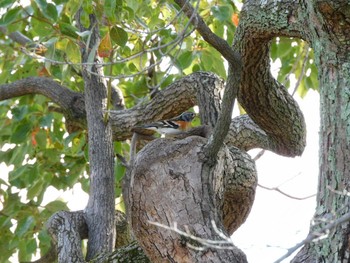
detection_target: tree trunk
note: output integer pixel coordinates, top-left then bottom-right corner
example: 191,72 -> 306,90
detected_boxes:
292,1 -> 350,262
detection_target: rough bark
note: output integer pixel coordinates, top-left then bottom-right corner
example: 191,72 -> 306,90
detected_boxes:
234,1 -> 306,157
232,0 -> 350,262
128,137 -> 249,262
0,72 -> 296,156
46,211 -> 87,263
291,1 -> 350,262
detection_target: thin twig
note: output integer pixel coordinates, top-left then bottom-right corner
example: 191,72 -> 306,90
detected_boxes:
258,183 -> 316,200
274,211 -> 350,263
253,149 -> 265,161
292,44 -> 310,96
148,220 -> 236,250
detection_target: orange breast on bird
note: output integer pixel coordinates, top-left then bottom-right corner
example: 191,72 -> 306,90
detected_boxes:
176,120 -> 192,131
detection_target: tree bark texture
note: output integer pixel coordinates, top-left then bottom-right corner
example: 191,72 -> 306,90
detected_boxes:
128,137 -> 251,262
76,13 -> 116,261
291,1 -> 350,262
46,211 -> 87,263
232,0 -> 350,262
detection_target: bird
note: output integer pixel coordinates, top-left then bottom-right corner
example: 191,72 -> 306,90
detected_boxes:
140,111 -> 196,136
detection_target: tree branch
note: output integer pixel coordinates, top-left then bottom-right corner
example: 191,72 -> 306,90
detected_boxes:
0,72 -> 298,157
46,211 -> 87,263
0,26 -> 32,46
203,63 -> 241,164
233,1 -> 307,156
75,11 -> 116,260
173,0 -> 240,65
128,136 -> 249,262
173,0 -> 242,163
278,211 -> 350,263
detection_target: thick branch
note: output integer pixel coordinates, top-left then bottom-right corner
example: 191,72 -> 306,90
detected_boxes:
233,1 -> 307,156
128,137 -> 248,262
76,12 -> 116,260
0,77 -> 83,113
0,72 -> 293,155
46,211 -> 87,263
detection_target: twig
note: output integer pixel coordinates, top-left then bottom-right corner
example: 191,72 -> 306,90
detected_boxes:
148,220 -> 236,251
274,211 -> 350,263
292,44 -> 310,96
258,183 -> 316,200
253,149 -> 265,161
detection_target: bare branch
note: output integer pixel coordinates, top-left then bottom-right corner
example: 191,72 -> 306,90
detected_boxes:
291,44 -> 310,96
172,0 -> 242,163
203,63 -> 242,164
148,220 -> 236,251
258,183 -> 316,200
0,77 -> 84,115
253,149 -> 265,161
274,211 -> 350,263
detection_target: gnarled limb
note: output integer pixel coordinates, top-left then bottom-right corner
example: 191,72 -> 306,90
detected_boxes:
233,1 -> 306,157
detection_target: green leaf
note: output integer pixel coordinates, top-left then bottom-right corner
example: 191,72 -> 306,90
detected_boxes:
39,113 -> 54,128
9,165 -> 30,184
200,48 -> 226,78
59,22 -> 79,38
27,179 -> 44,200
176,51 -> 193,70
0,7 -> 22,26
32,18 -> 52,37
45,3 -> 58,22
110,26 -> 128,47
0,0 -> 13,8
11,122 -> 32,144
211,5 -> 231,22
12,106 -> 28,121
26,238 -> 37,255
276,38 -> 294,59
105,0 -> 117,22
35,129 -> 47,149
45,200 -> 69,212
9,144 -> 29,167
34,0 -> 48,10
16,216 -> 35,237
65,0 -> 82,17
66,40 -> 81,64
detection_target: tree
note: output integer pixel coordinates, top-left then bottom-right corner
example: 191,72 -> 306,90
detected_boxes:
0,0 -> 349,262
